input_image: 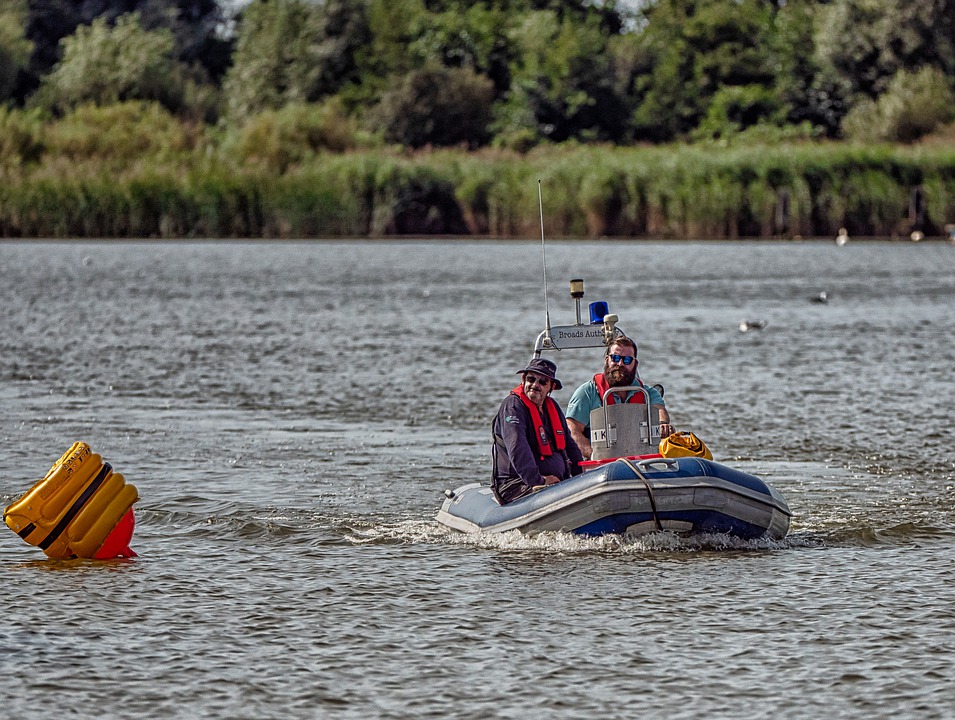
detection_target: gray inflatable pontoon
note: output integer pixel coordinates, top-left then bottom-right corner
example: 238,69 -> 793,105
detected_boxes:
437,455 -> 791,539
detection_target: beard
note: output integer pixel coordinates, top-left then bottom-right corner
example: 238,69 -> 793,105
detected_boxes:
604,362 -> 636,387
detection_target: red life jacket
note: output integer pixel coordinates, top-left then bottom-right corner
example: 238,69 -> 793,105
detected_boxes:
593,373 -> 646,405
511,385 -> 567,458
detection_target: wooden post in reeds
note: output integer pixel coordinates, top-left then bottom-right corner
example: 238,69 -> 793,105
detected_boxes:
775,189 -> 791,239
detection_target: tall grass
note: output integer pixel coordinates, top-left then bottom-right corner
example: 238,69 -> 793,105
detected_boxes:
1,108 -> 954,239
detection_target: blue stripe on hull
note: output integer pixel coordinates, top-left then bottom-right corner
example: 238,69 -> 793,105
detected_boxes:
573,510 -> 772,539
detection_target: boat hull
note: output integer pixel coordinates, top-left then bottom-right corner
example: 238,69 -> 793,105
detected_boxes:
436,457 -> 791,540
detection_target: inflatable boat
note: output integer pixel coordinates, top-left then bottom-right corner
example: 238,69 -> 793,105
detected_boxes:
436,279 -> 791,540
437,455 -> 790,538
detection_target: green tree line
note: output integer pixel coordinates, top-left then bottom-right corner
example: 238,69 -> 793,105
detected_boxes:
1,0 -> 954,238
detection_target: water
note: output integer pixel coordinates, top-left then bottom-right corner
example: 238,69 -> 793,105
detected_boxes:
0,239 -> 953,719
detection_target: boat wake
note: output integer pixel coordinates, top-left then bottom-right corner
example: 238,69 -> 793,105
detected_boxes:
347,518 -> 793,554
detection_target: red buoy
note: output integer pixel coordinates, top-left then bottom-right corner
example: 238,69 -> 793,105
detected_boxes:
94,508 -> 138,559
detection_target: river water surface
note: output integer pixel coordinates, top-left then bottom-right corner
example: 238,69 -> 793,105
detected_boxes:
1,240 -> 953,719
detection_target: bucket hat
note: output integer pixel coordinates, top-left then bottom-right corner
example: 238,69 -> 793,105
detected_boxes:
517,358 -> 562,390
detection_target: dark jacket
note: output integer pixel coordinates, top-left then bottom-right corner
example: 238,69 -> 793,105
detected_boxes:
491,392 -> 583,504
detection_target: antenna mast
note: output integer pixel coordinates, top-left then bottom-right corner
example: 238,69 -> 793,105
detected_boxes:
538,179 -> 551,332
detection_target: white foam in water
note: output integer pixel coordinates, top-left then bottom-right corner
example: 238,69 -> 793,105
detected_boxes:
348,519 -> 792,554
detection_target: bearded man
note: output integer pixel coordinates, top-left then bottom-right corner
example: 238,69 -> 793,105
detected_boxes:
565,336 -> 671,459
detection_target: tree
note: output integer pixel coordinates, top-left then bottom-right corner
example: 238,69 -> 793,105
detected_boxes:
73,1 -> 229,75
842,66 -> 955,142
693,84 -> 785,141
17,1 -> 229,103
221,0 -> 371,123
36,13 -> 183,112
311,0 -> 373,98
421,0 -> 626,24
359,0 -> 428,93
771,0 -> 848,136
0,0 -> 33,102
223,2 -> 280,120
630,0 -> 778,142
14,0 -> 74,100
407,5 -> 514,98
498,9 -> 629,145
816,0 -> 955,100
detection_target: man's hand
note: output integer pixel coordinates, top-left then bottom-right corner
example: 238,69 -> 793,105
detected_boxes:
531,475 -> 562,492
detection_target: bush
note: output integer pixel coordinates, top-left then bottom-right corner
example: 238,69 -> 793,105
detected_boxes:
35,13 -> 184,113
44,102 -> 200,165
224,100 -> 372,172
693,84 -> 786,141
373,64 -> 495,149
0,107 -> 45,167
842,67 -> 955,143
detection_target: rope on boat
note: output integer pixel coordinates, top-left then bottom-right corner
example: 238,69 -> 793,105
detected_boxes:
617,457 -> 663,532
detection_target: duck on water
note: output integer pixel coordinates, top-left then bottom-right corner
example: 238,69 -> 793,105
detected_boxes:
436,279 -> 791,540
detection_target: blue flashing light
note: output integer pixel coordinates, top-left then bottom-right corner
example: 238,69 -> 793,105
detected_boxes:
589,301 -> 609,324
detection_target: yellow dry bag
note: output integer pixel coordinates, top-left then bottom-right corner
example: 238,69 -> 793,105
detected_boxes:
659,431 -> 713,460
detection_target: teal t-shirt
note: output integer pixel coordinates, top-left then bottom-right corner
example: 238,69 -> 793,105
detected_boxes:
566,378 -> 665,427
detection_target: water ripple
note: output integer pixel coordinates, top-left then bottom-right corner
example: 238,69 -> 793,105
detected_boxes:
1,240 -> 953,719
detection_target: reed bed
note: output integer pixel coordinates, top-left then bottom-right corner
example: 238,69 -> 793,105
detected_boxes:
1,142 -> 954,239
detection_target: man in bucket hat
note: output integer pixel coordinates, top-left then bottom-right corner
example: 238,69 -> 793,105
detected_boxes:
491,358 -> 584,505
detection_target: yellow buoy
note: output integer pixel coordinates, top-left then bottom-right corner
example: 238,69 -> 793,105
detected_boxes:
3,442 -> 139,559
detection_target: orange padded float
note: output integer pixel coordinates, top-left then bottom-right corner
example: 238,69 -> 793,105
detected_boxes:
4,442 -> 138,559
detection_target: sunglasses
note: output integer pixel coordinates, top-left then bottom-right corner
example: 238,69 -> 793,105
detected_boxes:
524,374 -> 552,387
609,354 -> 636,365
